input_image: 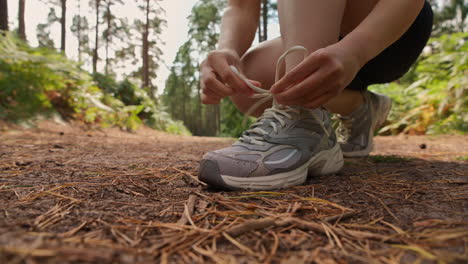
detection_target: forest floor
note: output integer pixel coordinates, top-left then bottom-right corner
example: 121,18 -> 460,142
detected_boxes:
0,121 -> 467,264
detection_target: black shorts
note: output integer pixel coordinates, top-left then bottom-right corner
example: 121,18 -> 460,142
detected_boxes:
347,1 -> 433,91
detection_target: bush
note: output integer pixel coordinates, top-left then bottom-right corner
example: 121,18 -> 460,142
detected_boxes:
0,33 -> 190,135
371,33 -> 467,135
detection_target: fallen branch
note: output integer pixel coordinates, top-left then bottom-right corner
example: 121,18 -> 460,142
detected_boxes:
177,194 -> 197,225
173,168 -> 207,186
226,217 -> 277,238
225,216 -> 397,243
323,211 -> 359,224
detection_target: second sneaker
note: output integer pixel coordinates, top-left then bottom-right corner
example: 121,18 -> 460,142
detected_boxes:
336,91 -> 392,157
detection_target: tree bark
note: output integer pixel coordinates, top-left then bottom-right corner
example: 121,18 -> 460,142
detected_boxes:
262,0 -> 268,41
196,63 -> 202,136
0,0 -> 8,32
257,15 -> 262,41
142,0 -> 150,91
77,0 -> 82,63
18,0 -> 26,40
93,0 -> 100,74
60,0 -> 67,53
216,104 -> 220,136
105,1 -> 110,74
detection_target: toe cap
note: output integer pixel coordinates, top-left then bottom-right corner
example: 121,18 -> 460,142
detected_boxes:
198,159 -> 232,190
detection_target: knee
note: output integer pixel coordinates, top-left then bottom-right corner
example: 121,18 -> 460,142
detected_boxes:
240,47 -> 260,77
230,95 -> 267,118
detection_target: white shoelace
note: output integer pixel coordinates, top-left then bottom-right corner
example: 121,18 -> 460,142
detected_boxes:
230,46 -> 329,146
336,115 -> 354,142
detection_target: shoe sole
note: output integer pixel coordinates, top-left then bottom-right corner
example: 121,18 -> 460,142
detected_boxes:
216,143 -> 344,190
343,93 -> 392,158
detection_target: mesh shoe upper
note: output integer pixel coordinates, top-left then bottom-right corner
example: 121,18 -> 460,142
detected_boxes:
337,91 -> 392,155
201,106 -> 336,178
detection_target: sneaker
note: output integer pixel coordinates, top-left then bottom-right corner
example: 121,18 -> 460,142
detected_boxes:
198,106 -> 344,190
198,46 -> 344,190
336,91 -> 392,157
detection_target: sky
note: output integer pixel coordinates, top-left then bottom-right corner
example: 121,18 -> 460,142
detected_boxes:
7,0 -> 198,93
6,0 -> 280,94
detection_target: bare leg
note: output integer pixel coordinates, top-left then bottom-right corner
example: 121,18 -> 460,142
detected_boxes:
324,0 -> 379,115
232,0 -> 379,117
278,0 -> 346,72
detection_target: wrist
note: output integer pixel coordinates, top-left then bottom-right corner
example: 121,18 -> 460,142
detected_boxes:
215,48 -> 242,65
218,47 -> 239,55
335,36 -> 372,69
216,46 -> 241,58
330,41 -> 366,71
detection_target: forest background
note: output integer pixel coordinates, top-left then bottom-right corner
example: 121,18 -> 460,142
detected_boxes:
0,0 -> 466,137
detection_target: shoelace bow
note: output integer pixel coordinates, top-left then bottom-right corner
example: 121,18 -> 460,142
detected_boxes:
336,115 -> 354,142
230,46 -> 329,146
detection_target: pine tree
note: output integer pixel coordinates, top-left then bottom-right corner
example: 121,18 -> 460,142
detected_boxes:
135,0 -> 166,98
36,1 -> 67,52
431,0 -> 468,35
0,0 -> 8,32
258,0 -> 269,42
164,0 -> 227,136
59,0 -> 66,52
36,8 -> 58,48
90,0 -> 102,73
71,0 -> 90,64
258,0 -> 278,42
18,0 -> 26,41
102,0 -> 124,74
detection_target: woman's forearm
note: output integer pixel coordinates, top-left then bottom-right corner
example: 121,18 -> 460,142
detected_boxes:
339,0 -> 426,67
217,0 -> 261,57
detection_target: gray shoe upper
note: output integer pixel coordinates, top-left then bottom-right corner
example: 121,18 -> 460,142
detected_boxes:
201,106 -> 336,178
337,91 -> 391,153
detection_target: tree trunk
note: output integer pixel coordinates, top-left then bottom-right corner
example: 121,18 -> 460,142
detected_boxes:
257,15 -> 262,41
196,63 -> 202,136
93,0 -> 100,74
60,0 -> 67,53
18,0 -> 26,40
0,0 -> 8,32
142,0 -> 150,91
182,84 -> 187,125
105,1 -> 110,74
216,104 -> 220,136
262,0 -> 268,41
77,0 -> 82,63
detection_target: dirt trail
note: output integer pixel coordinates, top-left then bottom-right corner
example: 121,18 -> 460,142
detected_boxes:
0,121 -> 467,263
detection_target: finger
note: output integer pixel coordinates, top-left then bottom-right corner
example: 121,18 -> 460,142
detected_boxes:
201,92 -> 221,105
203,85 -> 223,98
271,50 -> 325,94
277,82 -> 338,107
274,67 -> 328,103
202,70 -> 234,97
209,57 -> 250,94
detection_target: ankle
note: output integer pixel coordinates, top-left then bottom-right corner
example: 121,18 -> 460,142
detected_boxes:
324,91 -> 364,116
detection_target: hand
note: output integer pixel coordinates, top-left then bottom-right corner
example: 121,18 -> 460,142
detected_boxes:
271,43 -> 363,108
200,49 -> 261,104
